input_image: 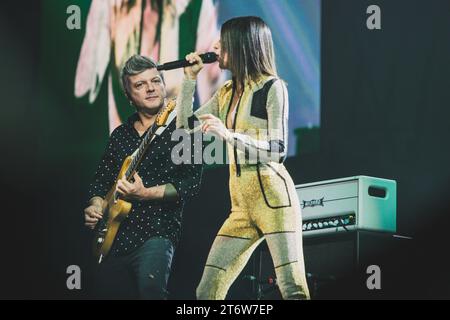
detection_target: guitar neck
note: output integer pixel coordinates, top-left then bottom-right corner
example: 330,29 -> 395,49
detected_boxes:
125,121 -> 159,180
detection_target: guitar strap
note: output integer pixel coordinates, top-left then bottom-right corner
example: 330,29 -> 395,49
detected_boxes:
130,109 -> 177,158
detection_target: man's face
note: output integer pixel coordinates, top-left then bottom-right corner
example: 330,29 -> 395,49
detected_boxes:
213,39 -> 228,70
128,68 -> 166,114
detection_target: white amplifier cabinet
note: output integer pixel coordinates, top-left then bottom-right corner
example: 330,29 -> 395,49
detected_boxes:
296,176 -> 396,237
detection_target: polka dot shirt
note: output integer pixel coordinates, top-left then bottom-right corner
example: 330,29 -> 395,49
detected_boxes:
87,113 -> 203,256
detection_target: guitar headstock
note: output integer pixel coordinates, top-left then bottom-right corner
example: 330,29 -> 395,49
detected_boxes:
155,99 -> 176,126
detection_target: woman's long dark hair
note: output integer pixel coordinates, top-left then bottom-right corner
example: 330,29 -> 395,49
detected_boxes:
221,16 -> 278,87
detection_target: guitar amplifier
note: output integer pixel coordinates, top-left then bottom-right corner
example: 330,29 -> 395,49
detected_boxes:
230,230 -> 413,300
229,176 -> 401,299
296,176 -> 396,236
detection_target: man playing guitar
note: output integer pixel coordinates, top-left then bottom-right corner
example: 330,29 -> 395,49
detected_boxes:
84,55 -> 202,299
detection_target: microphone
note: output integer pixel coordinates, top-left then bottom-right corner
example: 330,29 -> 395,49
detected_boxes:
156,52 -> 218,71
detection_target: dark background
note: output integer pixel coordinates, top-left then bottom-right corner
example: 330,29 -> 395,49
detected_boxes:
1,0 -> 450,299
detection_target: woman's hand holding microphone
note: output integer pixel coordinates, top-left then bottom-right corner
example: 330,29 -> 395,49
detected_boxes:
183,52 -> 230,141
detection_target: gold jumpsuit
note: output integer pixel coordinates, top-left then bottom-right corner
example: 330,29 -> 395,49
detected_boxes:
176,75 -> 310,300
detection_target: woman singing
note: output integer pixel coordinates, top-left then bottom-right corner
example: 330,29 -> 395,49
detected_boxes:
176,16 -> 310,300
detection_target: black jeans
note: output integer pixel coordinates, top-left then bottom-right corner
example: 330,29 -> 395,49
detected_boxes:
93,237 -> 174,299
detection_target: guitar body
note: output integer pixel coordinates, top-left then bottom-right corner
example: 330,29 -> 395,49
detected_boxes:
93,156 -> 133,262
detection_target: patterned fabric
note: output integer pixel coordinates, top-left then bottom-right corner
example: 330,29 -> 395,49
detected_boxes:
88,112 -> 203,255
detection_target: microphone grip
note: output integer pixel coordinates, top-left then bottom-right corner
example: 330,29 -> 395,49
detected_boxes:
156,52 -> 217,71
157,60 -> 193,71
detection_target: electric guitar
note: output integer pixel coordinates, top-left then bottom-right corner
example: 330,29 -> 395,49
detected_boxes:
93,100 -> 176,263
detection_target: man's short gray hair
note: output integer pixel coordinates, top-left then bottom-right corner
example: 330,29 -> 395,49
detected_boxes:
120,55 -> 165,99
